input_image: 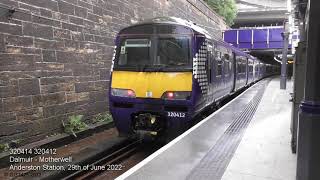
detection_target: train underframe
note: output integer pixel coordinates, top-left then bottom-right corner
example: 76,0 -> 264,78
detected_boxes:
110,99 -> 194,142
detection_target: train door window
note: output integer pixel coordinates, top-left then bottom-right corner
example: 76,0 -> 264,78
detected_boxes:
244,59 -> 247,73
224,60 -> 229,76
237,57 -> 241,74
229,53 -> 233,72
244,59 -> 247,74
245,58 -> 248,74
245,63 -> 247,73
215,51 -> 222,59
239,57 -> 245,74
224,54 -> 230,76
215,49 -> 222,77
250,61 -> 253,73
249,63 -> 253,73
207,41 -> 214,83
242,58 -> 245,73
217,60 -> 222,76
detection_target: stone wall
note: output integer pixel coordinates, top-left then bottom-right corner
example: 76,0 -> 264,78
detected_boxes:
0,0 -> 227,145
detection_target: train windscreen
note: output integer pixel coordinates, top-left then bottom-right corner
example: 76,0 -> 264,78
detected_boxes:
157,37 -> 190,66
118,39 -> 152,66
114,24 -> 192,72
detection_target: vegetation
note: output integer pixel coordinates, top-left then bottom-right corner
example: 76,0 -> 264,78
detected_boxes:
204,0 -> 238,26
63,115 -> 88,137
62,112 -> 113,137
0,143 -> 9,153
93,112 -> 113,124
10,139 -> 22,147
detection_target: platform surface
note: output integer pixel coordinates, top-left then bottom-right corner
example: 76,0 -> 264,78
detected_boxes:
222,78 -> 296,180
117,77 -> 296,180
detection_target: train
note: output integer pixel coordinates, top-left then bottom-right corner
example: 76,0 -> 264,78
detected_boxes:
109,17 -> 279,141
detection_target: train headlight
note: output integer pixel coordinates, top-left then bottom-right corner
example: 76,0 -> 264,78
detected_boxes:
111,88 -> 136,98
161,91 -> 191,100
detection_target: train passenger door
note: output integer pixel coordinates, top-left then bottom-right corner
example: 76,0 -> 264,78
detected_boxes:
205,40 -> 216,104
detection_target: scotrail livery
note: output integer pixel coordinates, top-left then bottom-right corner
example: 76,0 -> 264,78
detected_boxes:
109,17 -> 278,141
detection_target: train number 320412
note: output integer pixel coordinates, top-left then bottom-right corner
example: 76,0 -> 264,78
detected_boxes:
167,112 -> 186,118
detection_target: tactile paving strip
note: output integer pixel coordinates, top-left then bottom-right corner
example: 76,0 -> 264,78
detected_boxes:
186,79 -> 271,180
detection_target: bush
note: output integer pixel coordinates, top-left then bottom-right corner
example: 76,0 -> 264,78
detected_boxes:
204,0 -> 238,26
63,115 -> 88,137
0,143 -> 9,153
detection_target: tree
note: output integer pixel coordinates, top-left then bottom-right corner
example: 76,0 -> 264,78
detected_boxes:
204,0 -> 238,26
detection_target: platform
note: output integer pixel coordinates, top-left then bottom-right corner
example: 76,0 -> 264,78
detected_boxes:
116,77 -> 296,180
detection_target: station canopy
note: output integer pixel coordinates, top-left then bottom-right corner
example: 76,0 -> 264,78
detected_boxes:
234,0 -> 288,28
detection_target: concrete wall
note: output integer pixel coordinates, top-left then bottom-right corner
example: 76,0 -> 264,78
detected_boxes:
0,0 -> 227,145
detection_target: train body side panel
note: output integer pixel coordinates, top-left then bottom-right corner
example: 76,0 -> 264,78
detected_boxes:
192,36 -> 235,114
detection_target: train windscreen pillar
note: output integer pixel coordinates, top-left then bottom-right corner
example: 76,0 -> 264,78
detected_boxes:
297,0 -> 320,179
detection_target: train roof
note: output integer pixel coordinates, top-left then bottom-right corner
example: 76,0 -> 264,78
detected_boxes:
121,17 -> 212,38
119,17 -> 265,63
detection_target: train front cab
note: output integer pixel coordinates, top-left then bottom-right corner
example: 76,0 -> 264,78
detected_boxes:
109,23 -> 197,140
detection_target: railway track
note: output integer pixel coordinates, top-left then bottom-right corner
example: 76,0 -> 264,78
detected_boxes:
62,140 -> 142,180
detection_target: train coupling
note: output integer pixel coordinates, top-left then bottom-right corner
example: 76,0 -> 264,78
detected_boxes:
132,113 -> 165,137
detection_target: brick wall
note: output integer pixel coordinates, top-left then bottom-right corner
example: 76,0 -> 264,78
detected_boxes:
0,0 -> 227,145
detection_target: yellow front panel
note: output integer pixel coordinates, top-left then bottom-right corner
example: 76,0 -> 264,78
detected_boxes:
111,71 -> 192,98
